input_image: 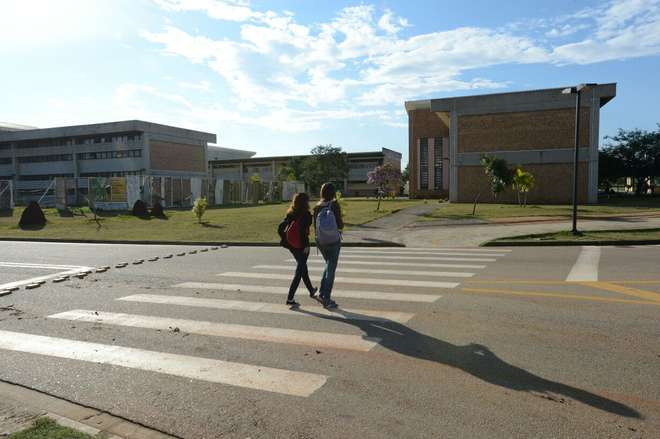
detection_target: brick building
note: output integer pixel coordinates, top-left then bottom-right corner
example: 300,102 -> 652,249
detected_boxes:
405,84 -> 616,204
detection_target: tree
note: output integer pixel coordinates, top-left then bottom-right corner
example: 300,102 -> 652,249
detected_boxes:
299,145 -> 348,193
192,197 -> 208,224
367,163 -> 402,211
602,125 -> 660,195
598,150 -> 625,194
512,166 -> 535,207
472,155 -> 513,215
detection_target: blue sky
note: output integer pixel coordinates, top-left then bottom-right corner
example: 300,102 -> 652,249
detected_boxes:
1,0 -> 659,166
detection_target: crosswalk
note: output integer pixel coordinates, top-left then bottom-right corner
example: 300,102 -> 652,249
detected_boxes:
0,246 -> 509,398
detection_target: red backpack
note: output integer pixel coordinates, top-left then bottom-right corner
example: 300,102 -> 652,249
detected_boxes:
285,217 -> 304,249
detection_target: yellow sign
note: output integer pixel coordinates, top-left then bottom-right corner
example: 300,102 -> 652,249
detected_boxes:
110,177 -> 127,202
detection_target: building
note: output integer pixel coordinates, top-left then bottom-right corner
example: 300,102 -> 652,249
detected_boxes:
207,145 -> 255,161
210,147 -> 402,197
405,84 -> 616,204
0,120 -> 220,206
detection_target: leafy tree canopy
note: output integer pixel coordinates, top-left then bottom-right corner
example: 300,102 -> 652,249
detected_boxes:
300,144 -> 348,193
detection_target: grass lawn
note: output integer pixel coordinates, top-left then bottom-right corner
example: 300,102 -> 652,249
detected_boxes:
489,228 -> 660,244
9,418 -> 97,439
420,197 -> 660,222
0,199 -> 425,243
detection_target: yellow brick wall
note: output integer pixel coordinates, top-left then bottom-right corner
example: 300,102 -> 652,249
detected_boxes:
408,110 -> 449,198
457,108 -> 591,153
456,163 -> 589,204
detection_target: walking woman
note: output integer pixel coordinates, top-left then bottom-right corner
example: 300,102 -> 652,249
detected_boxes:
313,183 -> 344,309
279,193 -> 317,307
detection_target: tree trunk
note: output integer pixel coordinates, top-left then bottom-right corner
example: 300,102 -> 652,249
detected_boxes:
472,192 -> 480,216
376,195 -> 382,211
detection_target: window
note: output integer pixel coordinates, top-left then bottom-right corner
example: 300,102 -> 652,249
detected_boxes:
17,154 -> 72,163
0,157 -> 11,165
77,149 -> 142,160
434,138 -> 443,190
419,138 -> 428,190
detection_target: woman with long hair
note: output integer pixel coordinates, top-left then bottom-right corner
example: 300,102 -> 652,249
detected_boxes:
280,192 -> 317,307
313,182 -> 344,309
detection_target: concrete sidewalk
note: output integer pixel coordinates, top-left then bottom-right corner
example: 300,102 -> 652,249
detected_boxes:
343,204 -> 660,247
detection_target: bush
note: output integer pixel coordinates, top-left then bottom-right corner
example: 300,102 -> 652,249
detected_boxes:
19,201 -> 46,228
151,202 -> 166,218
132,200 -> 149,217
192,197 -> 208,223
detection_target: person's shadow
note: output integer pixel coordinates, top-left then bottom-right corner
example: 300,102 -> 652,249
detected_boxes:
295,307 -> 641,419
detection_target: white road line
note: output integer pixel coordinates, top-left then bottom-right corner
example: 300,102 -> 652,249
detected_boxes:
566,246 -> 601,282
118,294 -> 416,323
255,265 -> 475,278
219,272 -> 459,289
288,259 -> 486,269
0,330 -> 326,397
173,282 -> 442,303
316,254 -> 497,262
0,267 -> 92,291
49,310 -> 379,352
402,247 -> 512,253
0,262 -> 87,270
343,250 -> 507,257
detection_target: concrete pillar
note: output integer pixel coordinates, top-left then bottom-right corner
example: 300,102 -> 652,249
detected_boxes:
588,89 -> 600,204
10,142 -> 18,204
71,139 -> 80,204
449,107 -> 459,202
428,138 -> 435,192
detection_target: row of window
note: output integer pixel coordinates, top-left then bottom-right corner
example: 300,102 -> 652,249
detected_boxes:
419,137 -> 443,191
77,149 -> 142,160
13,133 -> 143,149
0,158 -> 11,165
18,154 -> 72,163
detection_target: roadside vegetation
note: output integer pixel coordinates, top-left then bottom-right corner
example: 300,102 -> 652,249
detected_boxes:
0,198 -> 425,243
8,417 -> 97,439
487,227 -> 660,244
420,197 -> 660,222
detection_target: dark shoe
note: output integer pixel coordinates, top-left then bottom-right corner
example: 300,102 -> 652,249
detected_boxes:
309,287 -> 318,298
286,300 -> 300,308
323,300 -> 338,309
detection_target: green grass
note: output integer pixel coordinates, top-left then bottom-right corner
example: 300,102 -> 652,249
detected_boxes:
0,199 -> 425,243
420,197 -> 660,222
9,418 -> 98,439
490,228 -> 660,243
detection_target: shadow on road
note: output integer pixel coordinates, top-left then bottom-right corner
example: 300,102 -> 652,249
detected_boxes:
295,307 -> 641,419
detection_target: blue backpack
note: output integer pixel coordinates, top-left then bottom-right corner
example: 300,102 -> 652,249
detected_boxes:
316,203 -> 341,246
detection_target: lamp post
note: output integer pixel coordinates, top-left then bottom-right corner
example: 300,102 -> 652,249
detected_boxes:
562,83 -> 597,235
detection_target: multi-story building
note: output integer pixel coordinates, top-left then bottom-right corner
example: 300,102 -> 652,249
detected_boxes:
210,148 -> 402,197
0,120 -> 230,206
405,84 -> 616,203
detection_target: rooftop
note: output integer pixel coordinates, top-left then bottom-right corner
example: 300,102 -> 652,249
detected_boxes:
210,147 -> 402,164
405,83 -> 617,112
0,120 -> 216,143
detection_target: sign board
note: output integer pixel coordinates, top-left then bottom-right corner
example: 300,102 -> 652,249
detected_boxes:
110,177 -> 127,202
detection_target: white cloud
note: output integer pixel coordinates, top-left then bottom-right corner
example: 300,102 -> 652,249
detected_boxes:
152,0 -> 254,22
178,80 -> 212,91
142,0 -> 660,131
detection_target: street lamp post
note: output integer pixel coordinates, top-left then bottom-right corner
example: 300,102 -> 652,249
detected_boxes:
562,83 -> 597,235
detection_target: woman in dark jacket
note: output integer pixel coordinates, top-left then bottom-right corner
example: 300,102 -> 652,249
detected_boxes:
282,192 -> 317,307
312,183 -> 344,309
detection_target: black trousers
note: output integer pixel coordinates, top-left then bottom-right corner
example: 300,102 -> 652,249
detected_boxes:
288,247 -> 314,301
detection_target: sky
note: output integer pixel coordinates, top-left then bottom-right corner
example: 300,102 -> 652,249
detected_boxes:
1,0 -> 660,166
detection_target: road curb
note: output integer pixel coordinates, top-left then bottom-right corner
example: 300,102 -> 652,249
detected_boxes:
0,237 -> 404,247
0,379 -> 178,439
483,238 -> 660,247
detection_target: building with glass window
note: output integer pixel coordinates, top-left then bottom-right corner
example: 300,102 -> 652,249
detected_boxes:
210,148 -> 402,197
406,84 -> 616,204
0,120 -> 252,205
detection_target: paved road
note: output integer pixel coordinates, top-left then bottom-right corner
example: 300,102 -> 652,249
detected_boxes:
0,242 -> 659,438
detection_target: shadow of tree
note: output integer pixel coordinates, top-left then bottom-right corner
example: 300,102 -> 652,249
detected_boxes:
294,307 -> 641,419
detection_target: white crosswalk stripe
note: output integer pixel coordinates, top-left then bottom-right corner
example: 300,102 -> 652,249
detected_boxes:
254,265 -> 475,278
0,330 -> 326,397
0,246 -> 511,399
118,294 -> 415,323
173,282 -> 442,303
218,272 -> 459,289
402,247 -> 512,252
292,259 -> 486,269
49,310 -> 380,352
319,254 -> 497,262
342,250 -> 508,257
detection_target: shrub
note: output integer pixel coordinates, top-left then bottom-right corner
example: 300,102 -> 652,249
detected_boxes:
19,201 -> 46,228
132,200 -> 149,217
192,197 -> 208,223
151,202 -> 166,218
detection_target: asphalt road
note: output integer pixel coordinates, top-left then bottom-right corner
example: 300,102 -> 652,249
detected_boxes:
0,241 -> 659,438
